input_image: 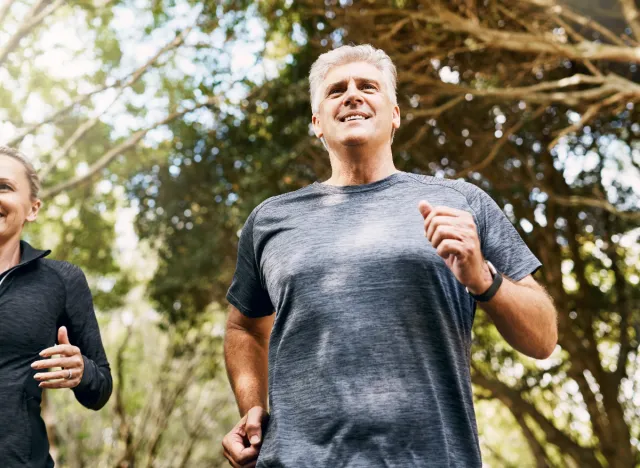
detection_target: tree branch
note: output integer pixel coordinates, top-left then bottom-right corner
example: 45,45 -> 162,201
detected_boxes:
40,96 -> 218,199
549,16 -> 602,76
612,255 -> 633,385
175,392 -> 214,468
114,327 -> 135,467
568,367 -> 611,455
454,106 -> 547,177
409,95 -> 466,119
397,95 -> 465,151
547,91 -> 629,150
430,7 -> 640,64
143,352 -> 199,468
482,441 -> 522,468
7,23 -> 194,149
472,368 -> 602,466
401,72 -> 639,107
379,17 -> 411,41
619,0 -> 640,42
528,0 -> 632,47
0,0 -> 66,68
397,122 -> 430,152
0,0 -> 18,30
94,0 -> 118,7
38,26 -> 194,181
6,83 -> 113,148
543,191 -> 640,221
512,411 -> 550,468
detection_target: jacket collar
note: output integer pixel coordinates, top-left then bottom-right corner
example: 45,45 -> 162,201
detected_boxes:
20,240 -> 51,264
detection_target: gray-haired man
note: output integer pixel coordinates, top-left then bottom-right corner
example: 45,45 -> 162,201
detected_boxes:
222,44 -> 557,468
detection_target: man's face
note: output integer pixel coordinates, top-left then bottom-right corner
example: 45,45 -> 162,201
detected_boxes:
312,61 -> 400,150
0,156 -> 40,241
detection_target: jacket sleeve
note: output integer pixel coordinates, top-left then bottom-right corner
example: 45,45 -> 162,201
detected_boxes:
60,263 -> 113,410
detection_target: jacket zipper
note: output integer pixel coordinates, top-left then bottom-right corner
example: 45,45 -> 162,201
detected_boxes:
0,259 -> 40,297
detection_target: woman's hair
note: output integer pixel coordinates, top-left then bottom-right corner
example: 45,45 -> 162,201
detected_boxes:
309,44 -> 398,114
0,146 -> 41,200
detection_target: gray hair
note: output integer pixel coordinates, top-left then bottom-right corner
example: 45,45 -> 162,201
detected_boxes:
309,44 -> 398,114
0,146 -> 41,199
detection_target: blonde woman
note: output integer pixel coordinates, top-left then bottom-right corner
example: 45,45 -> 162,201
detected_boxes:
0,146 -> 112,467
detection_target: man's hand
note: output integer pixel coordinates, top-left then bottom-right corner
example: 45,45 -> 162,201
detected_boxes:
31,326 -> 85,388
222,406 -> 269,468
418,200 -> 492,294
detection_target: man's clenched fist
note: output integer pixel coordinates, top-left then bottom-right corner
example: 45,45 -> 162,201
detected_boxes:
222,406 -> 269,468
418,200 -> 492,295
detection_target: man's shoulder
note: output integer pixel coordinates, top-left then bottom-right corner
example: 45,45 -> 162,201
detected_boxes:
250,184 -> 317,221
401,172 -> 486,200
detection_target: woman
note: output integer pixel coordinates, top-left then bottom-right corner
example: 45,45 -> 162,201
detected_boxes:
0,146 -> 112,467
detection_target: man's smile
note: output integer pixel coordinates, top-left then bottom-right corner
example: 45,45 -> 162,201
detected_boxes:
338,111 -> 371,122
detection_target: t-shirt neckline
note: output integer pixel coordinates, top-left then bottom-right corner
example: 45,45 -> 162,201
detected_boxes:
311,172 -> 405,194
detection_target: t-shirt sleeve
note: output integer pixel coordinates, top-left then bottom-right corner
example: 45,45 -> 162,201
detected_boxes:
226,208 -> 274,317
468,186 -> 542,281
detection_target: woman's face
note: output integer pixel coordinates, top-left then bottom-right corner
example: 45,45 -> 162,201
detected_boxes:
0,155 -> 40,242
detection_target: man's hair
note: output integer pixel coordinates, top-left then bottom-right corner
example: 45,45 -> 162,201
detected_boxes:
309,44 -> 398,114
0,146 -> 41,200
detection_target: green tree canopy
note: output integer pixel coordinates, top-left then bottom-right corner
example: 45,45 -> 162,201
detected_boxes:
3,0 -> 640,466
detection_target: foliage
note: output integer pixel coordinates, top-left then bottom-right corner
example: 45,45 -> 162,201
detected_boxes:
2,0 -> 640,466
47,304 -> 236,468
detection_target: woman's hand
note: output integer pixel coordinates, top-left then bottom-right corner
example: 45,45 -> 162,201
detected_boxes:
31,326 -> 85,388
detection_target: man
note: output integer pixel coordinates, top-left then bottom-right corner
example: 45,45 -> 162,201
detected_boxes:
222,44 -> 557,467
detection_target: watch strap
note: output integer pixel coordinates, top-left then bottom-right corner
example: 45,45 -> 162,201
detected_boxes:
467,261 -> 503,302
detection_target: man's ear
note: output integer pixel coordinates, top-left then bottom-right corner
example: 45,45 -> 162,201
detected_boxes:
26,199 -> 41,223
312,114 -> 323,139
392,104 -> 401,130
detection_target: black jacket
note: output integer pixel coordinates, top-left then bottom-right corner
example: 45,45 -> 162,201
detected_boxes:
0,241 -> 112,467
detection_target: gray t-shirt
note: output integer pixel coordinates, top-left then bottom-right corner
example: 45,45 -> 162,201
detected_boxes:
227,172 -> 541,467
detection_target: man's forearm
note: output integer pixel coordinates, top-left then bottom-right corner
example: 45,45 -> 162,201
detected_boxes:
482,277 -> 558,359
224,325 -> 269,416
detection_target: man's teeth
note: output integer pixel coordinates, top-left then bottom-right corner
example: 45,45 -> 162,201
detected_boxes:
345,115 -> 365,121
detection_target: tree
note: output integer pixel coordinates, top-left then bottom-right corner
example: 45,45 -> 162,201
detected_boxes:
47,299 -> 236,467
0,0 -> 258,200
1,1 -> 257,465
4,0 -> 639,465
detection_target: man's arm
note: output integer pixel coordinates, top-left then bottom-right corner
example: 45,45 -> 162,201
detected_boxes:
224,305 -> 274,416
472,273 -> 557,359
418,200 -> 558,360
222,306 -> 273,466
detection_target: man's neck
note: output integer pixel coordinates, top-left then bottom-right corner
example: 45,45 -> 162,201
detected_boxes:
324,143 -> 398,186
0,236 -> 22,274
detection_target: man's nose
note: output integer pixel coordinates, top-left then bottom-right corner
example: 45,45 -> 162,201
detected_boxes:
343,84 -> 363,106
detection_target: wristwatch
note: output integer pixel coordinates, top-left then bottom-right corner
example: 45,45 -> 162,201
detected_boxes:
466,261 -> 503,302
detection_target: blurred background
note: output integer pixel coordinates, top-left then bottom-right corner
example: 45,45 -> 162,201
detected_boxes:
1,0 -> 639,466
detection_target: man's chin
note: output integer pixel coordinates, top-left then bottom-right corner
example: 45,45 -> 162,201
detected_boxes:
337,133 -> 371,147
341,139 -> 368,147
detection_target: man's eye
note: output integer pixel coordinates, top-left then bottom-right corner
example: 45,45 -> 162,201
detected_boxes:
362,83 -> 376,90
329,88 -> 343,96
0,183 -> 10,190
